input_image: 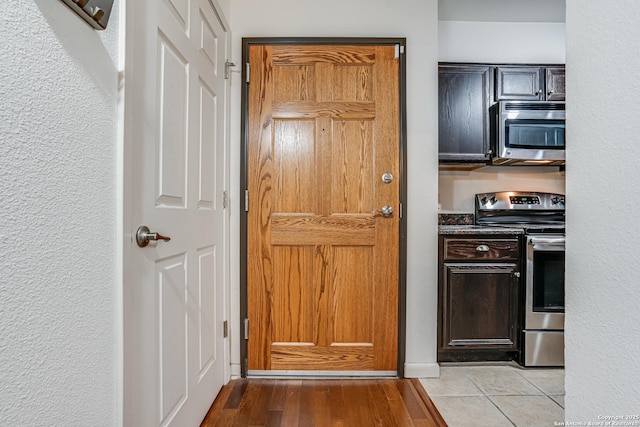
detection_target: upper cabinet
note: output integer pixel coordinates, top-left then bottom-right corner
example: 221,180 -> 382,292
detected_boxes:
439,63 -> 565,165
545,67 -> 566,101
496,66 -> 565,101
438,64 -> 493,164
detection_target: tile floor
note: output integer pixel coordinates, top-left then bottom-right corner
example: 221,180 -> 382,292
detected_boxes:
420,363 -> 565,427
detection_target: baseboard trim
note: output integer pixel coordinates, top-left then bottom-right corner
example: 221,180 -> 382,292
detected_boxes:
247,370 -> 397,378
230,363 -> 242,379
403,362 -> 440,378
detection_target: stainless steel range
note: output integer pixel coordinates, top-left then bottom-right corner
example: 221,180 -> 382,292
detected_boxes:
475,191 -> 565,367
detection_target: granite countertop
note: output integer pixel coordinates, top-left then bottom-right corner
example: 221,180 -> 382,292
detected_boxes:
438,224 -> 525,235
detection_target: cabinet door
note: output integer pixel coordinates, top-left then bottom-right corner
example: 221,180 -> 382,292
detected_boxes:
496,66 -> 543,100
440,263 -> 519,351
546,67 -> 566,101
438,65 -> 492,163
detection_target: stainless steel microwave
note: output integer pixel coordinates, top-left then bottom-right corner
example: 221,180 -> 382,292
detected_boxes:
491,101 -> 566,166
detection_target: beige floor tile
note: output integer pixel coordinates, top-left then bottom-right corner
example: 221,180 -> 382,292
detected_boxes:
430,395 -> 514,427
550,395 -> 565,408
489,395 -> 565,427
465,367 -> 544,396
419,373 -> 483,397
515,368 -> 565,395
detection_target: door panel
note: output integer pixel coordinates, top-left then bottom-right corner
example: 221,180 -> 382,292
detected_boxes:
246,44 -> 400,373
123,0 -> 228,424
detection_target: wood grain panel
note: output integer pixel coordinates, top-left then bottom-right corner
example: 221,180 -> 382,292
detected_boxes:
332,246 -> 374,344
332,120 -> 374,214
333,65 -> 373,101
270,345 -> 374,370
273,119 -> 316,214
443,263 -> 517,347
272,246 -> 315,343
371,45 -> 399,371
272,45 -> 376,64
273,65 -> 316,102
271,101 -> 375,119
444,238 -> 519,260
247,45 -> 274,370
270,215 -> 375,246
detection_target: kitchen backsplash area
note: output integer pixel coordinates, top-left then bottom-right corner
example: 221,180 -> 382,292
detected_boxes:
438,166 -> 566,213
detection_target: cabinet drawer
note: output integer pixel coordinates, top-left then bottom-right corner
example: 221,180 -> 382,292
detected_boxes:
443,238 -> 519,260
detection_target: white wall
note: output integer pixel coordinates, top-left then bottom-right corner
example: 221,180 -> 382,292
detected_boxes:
439,0 -> 565,23
439,167 -> 565,212
565,0 -> 640,420
229,0 -> 441,377
439,21 -> 566,63
0,0 -> 119,425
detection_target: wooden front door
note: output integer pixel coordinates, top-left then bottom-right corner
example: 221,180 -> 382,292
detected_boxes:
246,43 -> 401,374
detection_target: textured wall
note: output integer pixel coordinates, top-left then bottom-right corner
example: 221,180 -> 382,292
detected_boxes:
0,0 -> 118,424
565,0 -> 640,420
229,0 -> 441,378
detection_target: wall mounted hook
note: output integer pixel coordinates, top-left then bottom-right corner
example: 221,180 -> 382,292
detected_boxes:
60,0 -> 114,30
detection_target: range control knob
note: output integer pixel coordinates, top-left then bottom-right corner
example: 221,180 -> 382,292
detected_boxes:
490,196 -> 497,205
480,197 -> 488,206
551,196 -> 565,205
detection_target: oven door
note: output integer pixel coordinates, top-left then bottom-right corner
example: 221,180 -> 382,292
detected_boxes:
525,235 -> 565,330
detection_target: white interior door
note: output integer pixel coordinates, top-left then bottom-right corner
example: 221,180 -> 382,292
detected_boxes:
122,0 -> 229,425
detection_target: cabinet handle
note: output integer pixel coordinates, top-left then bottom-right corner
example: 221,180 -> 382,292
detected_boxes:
514,271 -> 521,278
475,245 -> 490,252
548,90 -> 554,96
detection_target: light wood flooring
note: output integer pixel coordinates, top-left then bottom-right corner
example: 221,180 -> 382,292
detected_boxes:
201,378 -> 447,427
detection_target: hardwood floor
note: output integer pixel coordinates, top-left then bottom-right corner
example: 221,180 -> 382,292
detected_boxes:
201,378 -> 447,427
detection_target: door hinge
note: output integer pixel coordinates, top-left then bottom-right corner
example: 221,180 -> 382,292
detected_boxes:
223,320 -> 229,338
224,60 -> 236,80
244,318 -> 249,340
245,62 -> 250,83
394,44 -> 404,58
243,358 -> 248,373
244,189 -> 249,212
399,202 -> 403,219
223,190 -> 229,209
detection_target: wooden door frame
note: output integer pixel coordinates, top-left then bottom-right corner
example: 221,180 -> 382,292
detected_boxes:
239,37 -> 407,377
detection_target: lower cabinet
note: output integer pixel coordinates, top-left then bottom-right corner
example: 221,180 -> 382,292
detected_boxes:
438,235 -> 522,362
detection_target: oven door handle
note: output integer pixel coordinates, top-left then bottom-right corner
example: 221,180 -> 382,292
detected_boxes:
529,237 -> 565,250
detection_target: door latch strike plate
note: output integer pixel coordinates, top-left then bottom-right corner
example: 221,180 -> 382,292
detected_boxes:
225,60 -> 236,80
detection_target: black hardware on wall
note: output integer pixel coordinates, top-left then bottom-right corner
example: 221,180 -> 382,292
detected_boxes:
60,0 -> 114,30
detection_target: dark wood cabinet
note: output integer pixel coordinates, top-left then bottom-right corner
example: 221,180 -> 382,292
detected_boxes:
496,66 -> 543,101
438,235 -> 522,362
438,65 -> 492,164
546,67 -> 566,101
496,66 -> 565,101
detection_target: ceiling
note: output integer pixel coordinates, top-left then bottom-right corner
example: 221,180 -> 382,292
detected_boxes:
438,0 -> 566,22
